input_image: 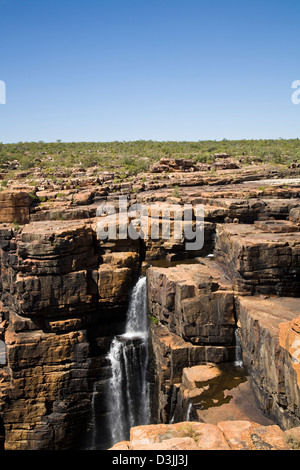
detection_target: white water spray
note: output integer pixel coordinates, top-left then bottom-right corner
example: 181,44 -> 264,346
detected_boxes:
107,276 -> 150,445
186,402 -> 193,421
234,328 -> 243,367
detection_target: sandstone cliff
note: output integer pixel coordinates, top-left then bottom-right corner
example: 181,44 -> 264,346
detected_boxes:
0,164 -> 299,450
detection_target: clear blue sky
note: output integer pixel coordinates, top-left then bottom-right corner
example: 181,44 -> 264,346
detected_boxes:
0,0 -> 299,143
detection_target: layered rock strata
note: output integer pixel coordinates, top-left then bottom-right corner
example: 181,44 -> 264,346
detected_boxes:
215,222 -> 300,296
147,262 -> 236,423
0,167 -> 299,450
0,220 -> 141,449
236,296 -> 300,429
147,262 -> 235,345
147,218 -> 300,430
0,192 -> 31,225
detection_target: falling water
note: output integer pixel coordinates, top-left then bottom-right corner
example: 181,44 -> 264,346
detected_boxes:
169,387 -> 178,424
234,328 -> 243,367
90,382 -> 97,449
185,402 -> 193,421
0,341 -> 6,365
107,276 -> 150,446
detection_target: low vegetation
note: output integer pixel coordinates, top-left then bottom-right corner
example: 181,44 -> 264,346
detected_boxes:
286,434 -> 300,450
0,139 -> 299,178
158,423 -> 200,443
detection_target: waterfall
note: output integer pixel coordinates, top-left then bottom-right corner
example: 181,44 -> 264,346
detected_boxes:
169,387 -> 178,424
234,328 -> 243,367
107,276 -> 150,446
90,382 -> 97,449
185,402 -> 193,422
0,341 -> 6,365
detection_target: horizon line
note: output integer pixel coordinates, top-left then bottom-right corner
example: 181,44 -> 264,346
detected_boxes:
1,137 -> 300,145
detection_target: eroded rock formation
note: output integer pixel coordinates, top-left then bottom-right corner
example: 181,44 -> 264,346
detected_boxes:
0,220 -> 141,449
0,162 -> 299,450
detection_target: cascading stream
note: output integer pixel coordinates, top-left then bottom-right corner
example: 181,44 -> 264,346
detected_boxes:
107,276 -> 150,446
186,402 -> 193,422
234,328 -> 243,367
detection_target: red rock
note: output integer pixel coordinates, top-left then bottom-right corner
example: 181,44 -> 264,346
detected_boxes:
218,420 -> 289,450
0,191 -> 31,225
110,420 -> 291,450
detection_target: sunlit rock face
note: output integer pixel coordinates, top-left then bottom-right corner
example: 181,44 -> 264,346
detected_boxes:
147,261 -> 236,345
236,296 -> 300,429
0,164 -> 299,450
0,191 -> 31,225
109,420 -> 291,450
215,222 -> 300,296
0,220 -> 142,449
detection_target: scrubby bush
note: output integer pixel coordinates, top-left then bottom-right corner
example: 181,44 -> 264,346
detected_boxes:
0,139 -> 298,176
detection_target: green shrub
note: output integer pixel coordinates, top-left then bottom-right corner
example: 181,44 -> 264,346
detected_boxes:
20,155 -> 35,170
172,185 -> 180,198
12,220 -> 21,231
28,192 -> 39,203
149,315 -> 159,326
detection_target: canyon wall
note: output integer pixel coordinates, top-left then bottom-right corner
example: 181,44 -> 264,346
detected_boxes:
0,165 -> 299,449
147,214 -> 300,430
0,218 -> 141,449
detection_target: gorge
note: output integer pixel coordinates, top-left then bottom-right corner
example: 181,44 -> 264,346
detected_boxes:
0,159 -> 300,450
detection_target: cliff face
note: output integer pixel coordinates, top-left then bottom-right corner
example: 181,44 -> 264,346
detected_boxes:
0,165 -> 299,450
215,222 -> 300,296
237,297 -> 300,429
147,216 -> 300,431
147,262 -> 236,424
147,262 -> 236,346
0,192 -> 31,225
0,220 -> 141,449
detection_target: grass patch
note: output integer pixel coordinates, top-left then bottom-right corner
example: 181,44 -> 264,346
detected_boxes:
172,185 -> 180,198
158,423 -> 200,443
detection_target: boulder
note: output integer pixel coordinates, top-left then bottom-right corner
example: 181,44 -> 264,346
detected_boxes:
109,420 -> 290,450
290,207 -> 300,224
